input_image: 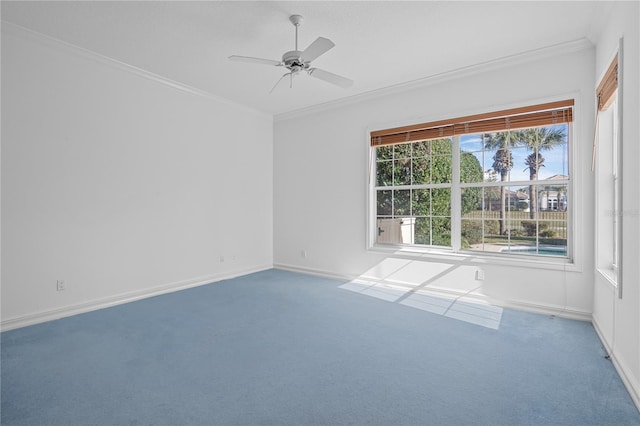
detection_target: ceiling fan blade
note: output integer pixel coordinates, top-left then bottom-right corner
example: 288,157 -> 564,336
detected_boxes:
300,37 -> 335,62
309,68 -> 354,88
228,55 -> 282,66
270,73 -> 291,94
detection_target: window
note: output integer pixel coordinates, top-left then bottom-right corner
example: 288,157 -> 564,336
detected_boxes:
370,100 -> 573,260
595,54 -> 620,284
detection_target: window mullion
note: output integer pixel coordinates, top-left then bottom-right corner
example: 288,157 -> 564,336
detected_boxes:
451,136 -> 461,252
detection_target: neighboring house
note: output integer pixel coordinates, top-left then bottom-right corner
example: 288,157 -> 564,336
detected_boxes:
481,174 -> 569,212
539,174 -> 569,211
483,189 -> 529,211
539,190 -> 568,211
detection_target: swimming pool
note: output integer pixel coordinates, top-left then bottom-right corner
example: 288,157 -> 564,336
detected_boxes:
502,246 -> 568,256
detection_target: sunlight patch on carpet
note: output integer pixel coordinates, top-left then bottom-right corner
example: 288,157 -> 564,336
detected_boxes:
340,280 -> 503,330
339,279 -> 410,302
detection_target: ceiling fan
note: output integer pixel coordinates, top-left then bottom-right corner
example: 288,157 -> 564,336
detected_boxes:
229,15 -> 354,93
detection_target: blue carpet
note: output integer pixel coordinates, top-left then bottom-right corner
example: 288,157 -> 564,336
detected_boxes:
2,269 -> 639,425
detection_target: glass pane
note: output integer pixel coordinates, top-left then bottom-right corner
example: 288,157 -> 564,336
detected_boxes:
461,218 -> 504,253
411,156 -> 431,184
487,147 -> 515,183
431,188 -> 451,216
393,158 -> 412,186
483,167 -> 499,183
376,145 -> 393,161
430,139 -> 451,156
518,125 -> 569,180
376,160 -> 393,186
536,184 -> 568,213
394,143 -> 411,159
460,134 -> 484,152
461,219 -> 483,250
460,151 -> 484,183
376,190 -> 392,216
393,190 -> 411,216
432,217 -> 451,246
412,140 -> 431,157
461,186 -> 482,215
539,220 -> 568,256
414,217 -> 431,245
461,188 -> 484,222
412,189 -> 431,216
536,144 -> 569,179
536,221 -> 563,239
481,186 -> 501,212
431,155 -> 452,183
550,220 -> 568,241
483,219 -> 501,239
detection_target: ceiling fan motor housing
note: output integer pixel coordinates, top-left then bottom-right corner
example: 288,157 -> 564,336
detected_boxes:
282,50 -> 309,72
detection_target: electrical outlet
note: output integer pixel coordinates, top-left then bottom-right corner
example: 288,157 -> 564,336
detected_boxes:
475,270 -> 485,281
56,280 -> 66,291
219,256 -> 225,263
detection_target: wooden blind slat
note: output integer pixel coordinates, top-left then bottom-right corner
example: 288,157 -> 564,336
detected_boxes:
597,55 -> 618,111
371,100 -> 574,147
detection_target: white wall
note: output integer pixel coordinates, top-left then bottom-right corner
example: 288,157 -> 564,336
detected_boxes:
592,1 -> 640,407
1,24 -> 273,328
274,45 -> 595,318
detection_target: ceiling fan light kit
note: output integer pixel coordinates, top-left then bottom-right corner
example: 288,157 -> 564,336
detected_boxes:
229,14 -> 353,92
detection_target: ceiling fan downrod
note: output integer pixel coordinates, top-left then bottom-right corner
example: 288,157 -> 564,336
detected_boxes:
289,14 -> 303,51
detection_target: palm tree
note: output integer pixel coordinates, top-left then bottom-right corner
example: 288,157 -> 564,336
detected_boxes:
485,132 -> 518,235
519,127 -> 566,219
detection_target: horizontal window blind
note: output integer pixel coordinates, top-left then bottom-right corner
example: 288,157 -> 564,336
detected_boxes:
592,53 -> 620,172
370,99 -> 574,147
597,55 -> 618,111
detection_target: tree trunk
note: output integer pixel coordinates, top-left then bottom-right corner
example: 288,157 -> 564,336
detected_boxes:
529,147 -> 540,220
500,173 -> 507,235
529,170 -> 538,220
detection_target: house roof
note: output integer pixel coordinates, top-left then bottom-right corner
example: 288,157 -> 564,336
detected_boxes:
545,174 -> 570,180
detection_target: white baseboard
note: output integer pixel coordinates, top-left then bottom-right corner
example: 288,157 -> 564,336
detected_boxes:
593,320 -> 640,412
275,263 -> 359,282
496,299 -> 592,322
274,263 -> 592,321
1,264 -> 272,332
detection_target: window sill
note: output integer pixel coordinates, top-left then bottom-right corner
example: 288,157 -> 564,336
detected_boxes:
369,244 -> 579,272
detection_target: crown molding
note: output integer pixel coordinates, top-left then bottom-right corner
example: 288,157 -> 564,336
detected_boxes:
1,20 -> 269,118
275,38 -> 594,122
2,19 -> 594,123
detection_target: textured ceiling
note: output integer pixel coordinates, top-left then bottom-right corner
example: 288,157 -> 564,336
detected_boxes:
1,1 -> 608,116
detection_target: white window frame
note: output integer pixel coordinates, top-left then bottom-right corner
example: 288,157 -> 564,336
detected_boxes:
366,97 -> 580,271
595,96 -> 619,286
